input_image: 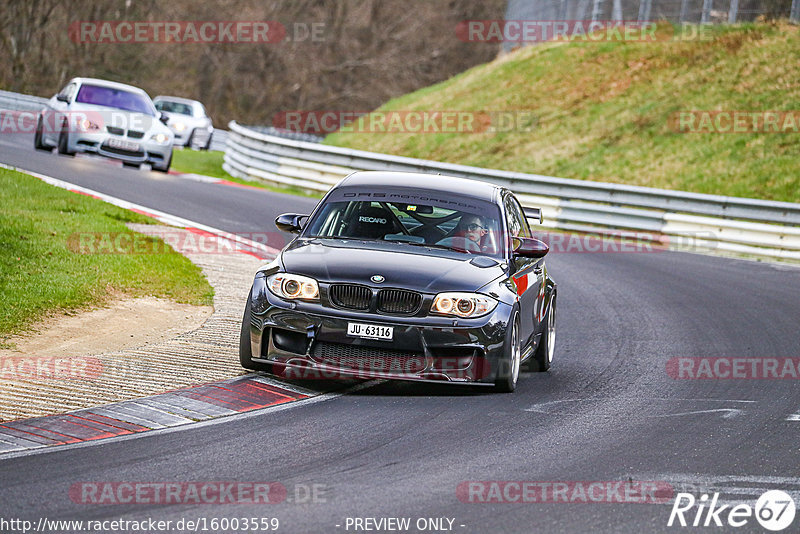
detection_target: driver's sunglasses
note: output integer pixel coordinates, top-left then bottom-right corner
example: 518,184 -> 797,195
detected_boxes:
466,223 -> 487,231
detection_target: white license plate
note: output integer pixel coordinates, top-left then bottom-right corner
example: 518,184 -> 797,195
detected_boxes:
347,322 -> 393,341
108,137 -> 140,151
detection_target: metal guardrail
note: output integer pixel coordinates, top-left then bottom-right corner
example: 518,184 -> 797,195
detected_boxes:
0,89 -> 48,112
245,125 -> 323,144
208,129 -> 228,152
224,121 -> 800,261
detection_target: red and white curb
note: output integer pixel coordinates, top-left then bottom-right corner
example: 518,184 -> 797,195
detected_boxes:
0,164 -> 355,458
0,375 -> 314,454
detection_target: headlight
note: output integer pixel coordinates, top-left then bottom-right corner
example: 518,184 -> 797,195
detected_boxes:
267,273 -> 319,300
80,119 -> 100,131
150,132 -> 170,144
173,122 -> 186,131
430,292 -> 497,318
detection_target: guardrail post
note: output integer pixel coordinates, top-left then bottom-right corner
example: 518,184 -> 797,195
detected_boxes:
591,0 -> 604,22
792,0 -> 800,23
728,0 -> 739,22
701,0 -> 713,23
679,0 -> 690,22
612,0 -> 623,21
638,0 -> 652,22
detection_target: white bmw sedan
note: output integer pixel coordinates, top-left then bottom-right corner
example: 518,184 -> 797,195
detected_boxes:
34,77 -> 174,172
153,96 -> 214,150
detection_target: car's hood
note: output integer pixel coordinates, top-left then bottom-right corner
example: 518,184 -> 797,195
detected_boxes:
280,239 -> 506,293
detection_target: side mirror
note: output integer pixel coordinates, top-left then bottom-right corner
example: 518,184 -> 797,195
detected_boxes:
512,237 -> 549,258
275,213 -> 308,234
56,94 -> 69,103
158,112 -> 169,124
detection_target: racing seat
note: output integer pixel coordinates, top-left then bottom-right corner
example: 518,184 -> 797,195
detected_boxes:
343,205 -> 395,240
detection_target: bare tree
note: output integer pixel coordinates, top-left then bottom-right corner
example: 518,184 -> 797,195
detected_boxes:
0,0 -> 505,126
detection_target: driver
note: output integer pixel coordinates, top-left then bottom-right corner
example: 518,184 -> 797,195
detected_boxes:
457,214 -> 488,245
436,213 -> 488,252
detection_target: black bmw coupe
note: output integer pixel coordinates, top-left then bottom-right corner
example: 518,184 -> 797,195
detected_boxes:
240,171 -> 557,392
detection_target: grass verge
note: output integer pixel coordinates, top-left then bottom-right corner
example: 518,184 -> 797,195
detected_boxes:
0,167 -> 214,347
325,22 -> 800,203
171,149 -> 320,197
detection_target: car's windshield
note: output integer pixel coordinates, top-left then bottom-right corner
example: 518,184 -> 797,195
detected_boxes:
305,191 -> 504,257
75,84 -> 154,115
155,100 -> 193,116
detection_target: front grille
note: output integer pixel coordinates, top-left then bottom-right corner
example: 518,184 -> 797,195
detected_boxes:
101,145 -> 144,157
107,126 -> 124,135
312,341 -> 426,374
377,289 -> 422,315
329,284 -> 371,310
128,130 -> 145,139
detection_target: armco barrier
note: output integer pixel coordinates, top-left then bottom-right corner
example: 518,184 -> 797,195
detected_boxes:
224,121 -> 800,261
0,89 -> 48,112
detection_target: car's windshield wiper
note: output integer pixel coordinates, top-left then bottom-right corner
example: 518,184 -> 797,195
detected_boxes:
310,235 -> 472,254
394,240 -> 467,253
308,235 -> 382,243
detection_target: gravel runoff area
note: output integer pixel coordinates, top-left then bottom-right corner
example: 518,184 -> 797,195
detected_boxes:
0,224 -> 266,422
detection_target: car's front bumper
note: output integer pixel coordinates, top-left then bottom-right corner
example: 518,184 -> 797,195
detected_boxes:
246,292 -> 512,385
68,131 -> 172,165
169,125 -> 212,147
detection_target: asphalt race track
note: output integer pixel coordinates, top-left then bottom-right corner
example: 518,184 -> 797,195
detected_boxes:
1,133 -> 799,533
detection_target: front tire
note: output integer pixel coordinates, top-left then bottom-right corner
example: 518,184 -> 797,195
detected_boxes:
495,311 -> 521,392
153,151 -> 172,173
239,296 -> 273,372
57,127 -> 74,156
34,118 -> 49,151
530,297 -> 556,372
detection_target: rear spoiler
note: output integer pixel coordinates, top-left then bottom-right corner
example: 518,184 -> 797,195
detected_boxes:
523,206 -> 543,224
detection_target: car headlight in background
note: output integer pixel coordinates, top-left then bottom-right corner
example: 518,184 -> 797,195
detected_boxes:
150,132 -> 170,144
172,122 -> 187,131
267,273 -> 319,300
430,292 -> 497,318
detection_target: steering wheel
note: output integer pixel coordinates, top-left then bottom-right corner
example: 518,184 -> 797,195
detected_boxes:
435,236 -> 481,253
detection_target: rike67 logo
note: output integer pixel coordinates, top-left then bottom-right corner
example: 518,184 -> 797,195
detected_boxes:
668,490 -> 796,531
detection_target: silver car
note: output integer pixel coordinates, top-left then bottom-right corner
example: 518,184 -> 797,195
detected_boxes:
34,77 -> 174,172
153,96 -> 214,150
